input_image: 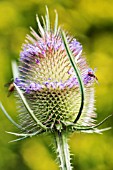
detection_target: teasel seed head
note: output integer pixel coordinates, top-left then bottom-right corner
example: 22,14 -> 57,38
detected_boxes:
11,8 -> 99,135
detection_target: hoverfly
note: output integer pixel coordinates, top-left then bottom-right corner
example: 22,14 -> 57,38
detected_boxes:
88,68 -> 98,83
4,81 -> 15,97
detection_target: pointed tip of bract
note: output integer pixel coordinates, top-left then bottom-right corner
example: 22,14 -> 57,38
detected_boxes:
45,5 -> 50,32
36,6 -> 59,36
45,5 -> 49,17
54,9 -> 58,35
11,60 -> 19,79
36,14 -> 45,37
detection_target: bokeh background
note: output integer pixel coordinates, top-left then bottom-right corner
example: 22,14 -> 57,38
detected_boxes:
0,0 -> 113,170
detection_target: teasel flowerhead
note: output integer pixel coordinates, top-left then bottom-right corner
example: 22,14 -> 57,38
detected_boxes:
1,7 -> 111,141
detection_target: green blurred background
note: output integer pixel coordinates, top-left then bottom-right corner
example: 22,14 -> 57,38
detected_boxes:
0,0 -> 113,170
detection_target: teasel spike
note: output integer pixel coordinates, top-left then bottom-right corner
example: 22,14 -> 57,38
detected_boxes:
36,14 -> 45,37
14,83 -> 47,130
45,6 -> 50,32
54,9 -> 58,35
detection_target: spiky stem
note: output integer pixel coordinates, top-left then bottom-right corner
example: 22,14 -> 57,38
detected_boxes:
54,131 -> 72,170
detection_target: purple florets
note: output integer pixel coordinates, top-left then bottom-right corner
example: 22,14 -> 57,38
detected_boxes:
15,32 -> 96,94
20,44 -> 39,60
15,67 -> 95,94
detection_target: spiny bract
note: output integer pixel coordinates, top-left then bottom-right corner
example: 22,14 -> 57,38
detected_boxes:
14,8 -> 97,134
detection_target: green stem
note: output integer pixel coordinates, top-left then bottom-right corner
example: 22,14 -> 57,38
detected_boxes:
54,131 -> 72,170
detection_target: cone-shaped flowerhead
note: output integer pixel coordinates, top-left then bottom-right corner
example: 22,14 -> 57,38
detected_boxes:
14,8 -> 97,133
